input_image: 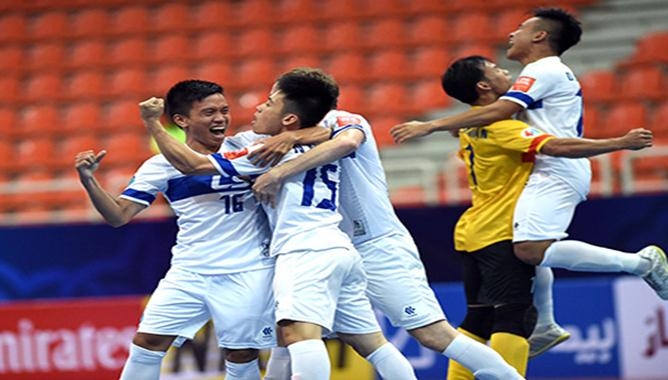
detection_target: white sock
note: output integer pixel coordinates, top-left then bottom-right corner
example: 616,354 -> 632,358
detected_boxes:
225,358 -> 260,380
264,347 -> 291,380
287,339 -> 330,380
119,343 -> 166,380
442,333 -> 522,380
533,266 -> 556,327
541,240 -> 649,275
365,342 -> 417,380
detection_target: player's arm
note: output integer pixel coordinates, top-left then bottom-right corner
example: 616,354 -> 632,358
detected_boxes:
541,128 -> 653,158
253,128 -> 364,206
390,99 -> 522,143
75,150 -> 145,227
247,126 -> 331,167
139,97 -> 217,175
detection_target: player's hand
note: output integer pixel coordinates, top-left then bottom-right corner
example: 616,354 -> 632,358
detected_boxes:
139,97 -> 165,122
390,120 -> 432,143
75,150 -> 107,178
621,128 -> 653,150
248,132 -> 297,167
252,170 -> 283,208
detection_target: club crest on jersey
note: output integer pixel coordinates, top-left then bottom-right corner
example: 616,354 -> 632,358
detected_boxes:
223,147 -> 249,160
512,76 -> 536,92
336,115 -> 362,127
520,127 -> 544,138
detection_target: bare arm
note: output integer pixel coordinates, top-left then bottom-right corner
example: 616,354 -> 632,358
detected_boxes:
139,97 -> 217,175
252,128 -> 364,206
541,128 -> 653,158
248,126 -> 332,167
75,150 -> 145,227
391,99 -> 522,143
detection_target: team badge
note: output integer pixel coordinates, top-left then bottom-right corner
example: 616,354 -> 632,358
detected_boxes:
520,127 -> 544,138
512,76 -> 536,92
336,115 -> 362,127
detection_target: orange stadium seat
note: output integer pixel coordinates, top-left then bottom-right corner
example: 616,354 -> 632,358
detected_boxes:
450,12 -> 493,44
25,42 -> 66,72
603,102 -> 648,137
649,100 -> 668,140
0,140 -> 12,172
409,15 -> 451,46
406,0 -> 451,13
192,1 -> 233,30
367,82 -> 410,116
108,68 -> 149,98
235,28 -> 276,58
454,43 -> 495,61
0,77 -> 20,104
580,70 -> 617,103
232,0 -> 274,27
321,21 -> 363,52
619,32 -> 668,68
0,108 -> 17,137
66,70 -> 107,100
494,9 -> 528,42
619,66 -> 668,101
361,0 -> 407,18
70,8 -> 110,39
0,13 -> 27,43
582,104 -> 605,139
325,52 -> 366,83
149,65 -> 193,95
67,40 -> 108,69
0,45 -> 23,74
29,10 -> 69,41
410,47 -> 453,79
193,32 -> 233,62
151,3 -> 192,33
109,37 -> 150,66
16,138 -> 58,171
151,34 -> 192,64
234,59 -> 277,90
273,0 -> 316,23
277,25 -> 322,55
193,62 -> 234,87
22,73 -> 63,103
314,0 -> 358,21
102,132 -> 150,167
62,102 -> 104,133
57,134 -> 101,170
103,100 -> 143,132
410,80 -> 451,114
276,54 -> 322,75
364,19 -> 408,49
18,104 -> 61,137
368,115 -> 403,147
367,50 -> 411,81
337,85 -> 366,114
109,5 -> 149,36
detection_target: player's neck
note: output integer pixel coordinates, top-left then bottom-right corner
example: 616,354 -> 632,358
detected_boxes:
520,47 -> 558,65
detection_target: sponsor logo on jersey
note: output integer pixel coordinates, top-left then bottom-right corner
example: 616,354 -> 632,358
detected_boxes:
223,147 -> 249,160
520,127 -> 544,138
512,76 -> 536,92
336,115 -> 362,127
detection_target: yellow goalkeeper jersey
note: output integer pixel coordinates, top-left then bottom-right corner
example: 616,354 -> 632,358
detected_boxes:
454,118 -> 554,252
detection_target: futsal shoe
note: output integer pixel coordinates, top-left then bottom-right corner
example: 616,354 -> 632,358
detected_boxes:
528,323 -> 570,358
639,245 -> 668,300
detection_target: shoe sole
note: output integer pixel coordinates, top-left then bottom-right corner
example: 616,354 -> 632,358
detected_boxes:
529,332 -> 571,359
650,245 -> 668,300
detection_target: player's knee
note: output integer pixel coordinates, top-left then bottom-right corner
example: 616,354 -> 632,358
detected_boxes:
224,348 -> 259,363
513,243 -> 544,265
492,303 -> 537,339
459,305 -> 494,341
132,332 -> 174,352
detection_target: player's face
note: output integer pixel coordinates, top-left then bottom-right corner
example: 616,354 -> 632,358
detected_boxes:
481,61 -> 512,95
507,16 -> 540,61
252,90 -> 288,136
181,93 -> 230,150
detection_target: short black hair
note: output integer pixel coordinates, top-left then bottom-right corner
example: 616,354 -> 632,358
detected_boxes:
165,80 -> 224,119
441,56 -> 488,105
533,7 -> 582,55
275,67 -> 339,128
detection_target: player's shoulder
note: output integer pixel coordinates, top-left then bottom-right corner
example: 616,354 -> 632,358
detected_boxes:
323,109 -> 368,128
225,130 -> 266,149
487,119 -> 541,138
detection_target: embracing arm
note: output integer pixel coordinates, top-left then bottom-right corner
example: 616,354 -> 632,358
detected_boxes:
247,126 -> 332,167
541,128 -> 653,158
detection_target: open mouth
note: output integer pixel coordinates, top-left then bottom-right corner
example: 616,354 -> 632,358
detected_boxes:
210,125 -> 226,137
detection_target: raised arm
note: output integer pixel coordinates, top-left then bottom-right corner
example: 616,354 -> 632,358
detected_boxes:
541,128 -> 653,158
75,150 -> 145,227
253,128 -> 364,206
139,97 -> 217,175
247,126 -> 332,167
390,99 -> 521,143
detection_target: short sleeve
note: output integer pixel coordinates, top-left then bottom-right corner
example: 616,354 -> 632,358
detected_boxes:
119,157 -> 167,206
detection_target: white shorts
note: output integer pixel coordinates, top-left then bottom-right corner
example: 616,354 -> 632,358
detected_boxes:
513,174 -> 586,242
273,248 -> 380,335
138,266 -> 276,349
357,233 -> 446,330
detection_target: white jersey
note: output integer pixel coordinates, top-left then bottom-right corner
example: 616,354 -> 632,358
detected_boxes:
321,110 -> 409,245
500,56 -> 591,196
208,132 -> 353,257
120,134 -> 272,275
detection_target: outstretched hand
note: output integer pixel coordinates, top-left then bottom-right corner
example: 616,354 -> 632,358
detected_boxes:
139,97 -> 165,122
390,120 -> 432,143
622,128 -> 653,150
75,150 -> 107,178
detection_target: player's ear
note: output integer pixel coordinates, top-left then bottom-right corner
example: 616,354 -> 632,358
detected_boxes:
476,80 -> 491,91
533,30 -> 549,43
173,114 -> 188,129
281,113 -> 298,128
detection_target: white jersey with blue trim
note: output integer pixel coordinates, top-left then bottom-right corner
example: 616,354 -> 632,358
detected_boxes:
321,110 -> 410,245
208,132 -> 353,257
119,137 -> 272,275
500,56 -> 591,196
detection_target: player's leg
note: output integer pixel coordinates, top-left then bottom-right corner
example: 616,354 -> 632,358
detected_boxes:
120,267 -> 210,380
264,345 -> 291,380
206,267 -> 277,380
528,266 -> 570,358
